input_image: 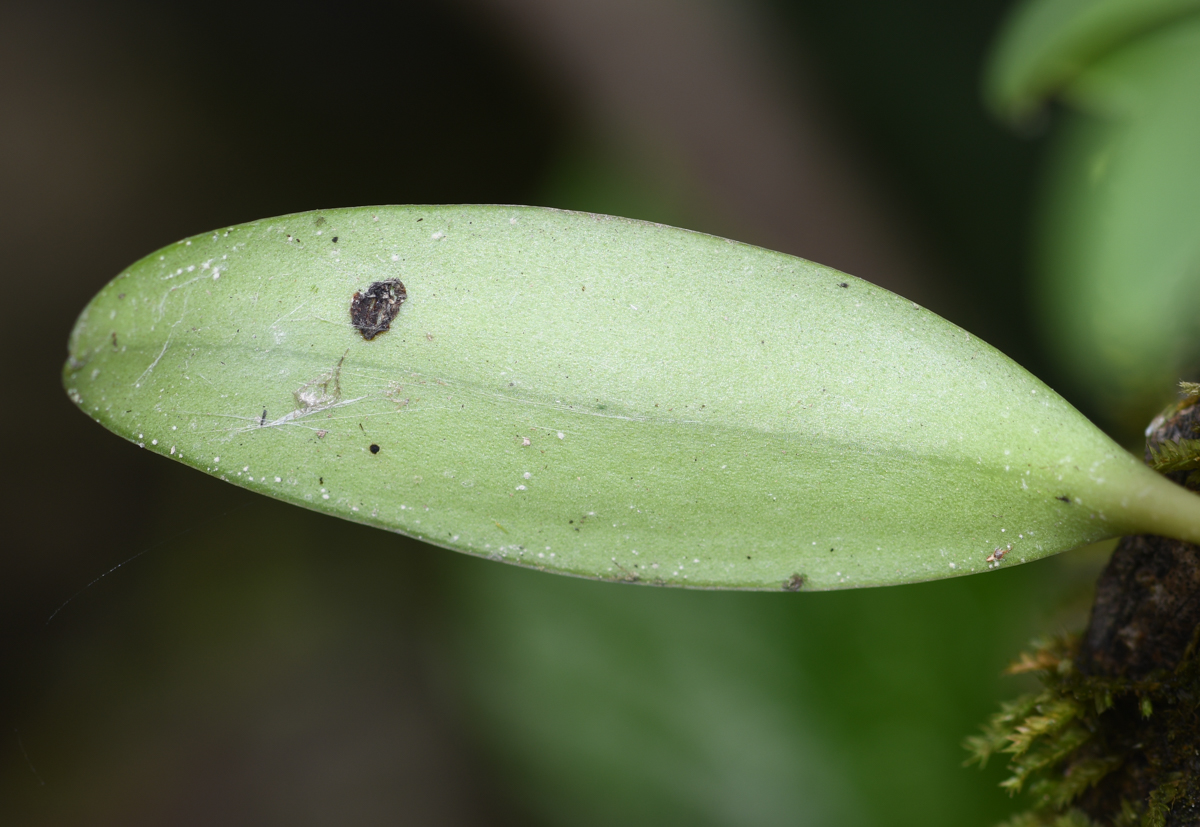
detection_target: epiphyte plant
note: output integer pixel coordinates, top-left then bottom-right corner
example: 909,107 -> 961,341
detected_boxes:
62,205 -> 1200,591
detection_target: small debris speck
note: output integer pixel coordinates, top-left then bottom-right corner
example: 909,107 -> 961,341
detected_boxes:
369,444 -> 380,454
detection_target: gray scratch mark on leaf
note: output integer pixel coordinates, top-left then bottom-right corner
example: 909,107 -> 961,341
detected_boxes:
134,339 -> 172,388
134,303 -> 188,388
258,396 -> 367,430
154,276 -> 202,321
269,302 -> 309,330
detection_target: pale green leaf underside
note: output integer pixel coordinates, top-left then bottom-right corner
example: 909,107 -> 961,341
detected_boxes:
63,206 -> 1200,590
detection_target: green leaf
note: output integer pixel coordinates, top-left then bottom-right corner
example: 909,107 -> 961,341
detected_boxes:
985,0 -> 1200,124
62,206 -> 1200,590
1033,16 -> 1200,432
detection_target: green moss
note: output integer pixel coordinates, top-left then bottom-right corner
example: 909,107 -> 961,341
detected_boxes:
1146,438 -> 1200,474
965,633 -> 1200,824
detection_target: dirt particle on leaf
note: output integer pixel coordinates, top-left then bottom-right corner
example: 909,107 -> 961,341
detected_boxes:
783,573 -> 805,591
350,279 -> 407,340
369,444 -> 380,454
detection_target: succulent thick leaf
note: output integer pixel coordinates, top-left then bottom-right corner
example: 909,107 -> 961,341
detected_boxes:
985,0 -> 1200,124
1035,17 -> 1200,432
63,206 -> 1200,590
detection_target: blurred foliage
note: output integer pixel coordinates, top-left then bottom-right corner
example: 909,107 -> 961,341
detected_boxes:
989,0 -> 1200,439
443,544 -> 1112,827
984,0 -> 1200,125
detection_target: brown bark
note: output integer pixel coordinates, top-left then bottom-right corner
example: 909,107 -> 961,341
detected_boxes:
1073,396 -> 1200,825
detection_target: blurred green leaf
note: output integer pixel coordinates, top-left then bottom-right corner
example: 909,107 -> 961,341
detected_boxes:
442,542 -> 1094,827
985,0 -> 1200,124
63,206 -> 1200,590
1033,17 -> 1200,431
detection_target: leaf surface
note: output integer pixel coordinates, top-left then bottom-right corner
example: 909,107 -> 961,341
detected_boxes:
63,206 -> 1200,589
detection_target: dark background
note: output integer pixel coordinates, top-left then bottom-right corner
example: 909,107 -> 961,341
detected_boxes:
1,1 -> 1111,824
